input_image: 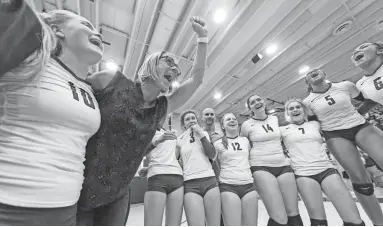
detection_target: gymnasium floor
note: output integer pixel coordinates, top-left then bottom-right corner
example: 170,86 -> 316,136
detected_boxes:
127,194 -> 383,226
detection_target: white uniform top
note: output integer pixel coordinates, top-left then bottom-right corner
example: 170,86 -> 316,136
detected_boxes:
280,121 -> 334,176
357,64 -> 383,105
177,128 -> 216,181
214,136 -> 253,185
303,81 -> 365,131
0,59 -> 101,208
147,129 -> 183,178
241,115 -> 288,167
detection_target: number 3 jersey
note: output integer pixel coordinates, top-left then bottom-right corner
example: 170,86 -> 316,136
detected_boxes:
357,65 -> 383,105
303,81 -> 365,131
280,121 -> 334,176
213,136 -> 253,185
177,128 -> 215,181
241,115 -> 288,167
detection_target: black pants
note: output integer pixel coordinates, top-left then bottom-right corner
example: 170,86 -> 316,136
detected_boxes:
76,189 -> 131,226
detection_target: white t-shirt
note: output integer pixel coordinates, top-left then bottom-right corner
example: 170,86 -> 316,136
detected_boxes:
177,128 -> 216,181
0,59 -> 101,208
241,115 -> 288,167
214,136 -> 253,185
281,121 -> 334,176
147,129 -> 183,178
303,82 -> 365,131
357,64 -> 383,105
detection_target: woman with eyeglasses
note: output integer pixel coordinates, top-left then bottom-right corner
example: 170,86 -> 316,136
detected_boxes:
241,94 -> 302,226
0,1 -> 102,225
281,98 -> 363,226
303,68 -> 383,225
76,17 -> 208,225
177,110 -> 220,226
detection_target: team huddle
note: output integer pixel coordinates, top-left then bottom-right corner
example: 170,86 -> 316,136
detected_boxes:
2,0 -> 383,226
141,44 -> 383,226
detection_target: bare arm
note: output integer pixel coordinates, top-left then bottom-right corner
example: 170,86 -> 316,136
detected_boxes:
0,0 -> 43,75
167,17 -> 208,113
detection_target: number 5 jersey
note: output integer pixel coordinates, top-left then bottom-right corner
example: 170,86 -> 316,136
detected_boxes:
241,115 -> 289,167
177,128 -> 216,181
356,65 -> 383,105
303,81 -> 365,131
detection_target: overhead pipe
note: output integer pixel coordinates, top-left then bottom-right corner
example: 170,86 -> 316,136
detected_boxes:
164,0 -> 196,51
122,0 -> 147,77
133,0 -> 165,80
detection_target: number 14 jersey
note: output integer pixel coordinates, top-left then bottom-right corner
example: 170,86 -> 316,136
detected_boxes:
303,81 -> 365,131
241,115 -> 288,167
357,65 -> 383,105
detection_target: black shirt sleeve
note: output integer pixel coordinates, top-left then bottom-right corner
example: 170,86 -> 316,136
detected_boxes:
0,0 -> 43,75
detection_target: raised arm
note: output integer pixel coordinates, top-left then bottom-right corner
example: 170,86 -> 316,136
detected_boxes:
0,0 -> 44,75
167,17 -> 208,113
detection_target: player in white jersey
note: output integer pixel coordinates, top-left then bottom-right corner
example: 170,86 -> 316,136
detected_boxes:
241,94 -> 302,226
177,110 -> 220,226
141,127 -> 184,226
214,113 -> 258,226
352,42 -> 383,106
303,68 -> 383,225
0,1 -> 102,225
281,99 -> 363,226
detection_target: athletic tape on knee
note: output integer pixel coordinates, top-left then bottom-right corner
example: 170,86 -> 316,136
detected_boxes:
310,218 -> 328,226
352,183 -> 374,196
288,214 -> 303,226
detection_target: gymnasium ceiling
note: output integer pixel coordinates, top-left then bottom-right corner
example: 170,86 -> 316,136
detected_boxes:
29,0 -> 383,120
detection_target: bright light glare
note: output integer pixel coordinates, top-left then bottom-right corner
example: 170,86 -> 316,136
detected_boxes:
214,92 -> 222,99
299,66 -> 310,74
268,109 -> 276,114
172,81 -> 180,87
105,61 -> 118,71
213,8 -> 227,24
265,44 -> 278,55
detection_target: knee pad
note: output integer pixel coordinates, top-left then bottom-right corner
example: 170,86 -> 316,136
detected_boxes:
343,220 -> 365,226
288,214 -> 303,226
267,218 -> 287,226
352,183 -> 374,196
310,218 -> 328,226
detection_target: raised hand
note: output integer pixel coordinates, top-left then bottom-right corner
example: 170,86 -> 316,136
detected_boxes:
152,130 -> 177,146
190,16 -> 208,38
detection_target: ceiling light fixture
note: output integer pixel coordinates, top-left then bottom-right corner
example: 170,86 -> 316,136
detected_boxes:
105,60 -> 118,71
265,44 -> 278,55
213,8 -> 227,24
299,66 -> 310,74
214,92 -> 222,100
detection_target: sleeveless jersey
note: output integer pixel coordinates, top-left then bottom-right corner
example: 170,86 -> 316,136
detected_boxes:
0,58 -> 100,208
0,6 -> 100,208
356,64 -> 383,105
214,136 -> 253,185
241,115 -> 288,167
147,129 -> 183,178
303,82 -> 365,131
177,128 -> 215,181
280,121 -> 334,176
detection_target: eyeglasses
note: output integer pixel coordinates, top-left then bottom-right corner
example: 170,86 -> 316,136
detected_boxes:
159,51 -> 181,77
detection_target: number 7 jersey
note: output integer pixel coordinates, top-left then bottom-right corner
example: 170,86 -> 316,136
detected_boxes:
303,81 -> 365,131
356,65 -> 383,105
